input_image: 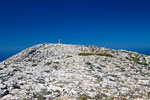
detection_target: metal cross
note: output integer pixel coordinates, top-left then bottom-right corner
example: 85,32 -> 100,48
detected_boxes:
58,39 -> 61,44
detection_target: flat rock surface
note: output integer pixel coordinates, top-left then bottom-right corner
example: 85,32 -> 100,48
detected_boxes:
0,43 -> 150,100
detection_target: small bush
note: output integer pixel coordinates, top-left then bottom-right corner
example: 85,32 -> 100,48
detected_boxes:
78,52 -> 113,57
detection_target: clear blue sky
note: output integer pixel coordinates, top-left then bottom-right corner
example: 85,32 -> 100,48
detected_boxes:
0,0 -> 150,53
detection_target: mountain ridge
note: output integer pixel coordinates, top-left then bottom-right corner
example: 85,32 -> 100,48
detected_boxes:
0,43 -> 150,100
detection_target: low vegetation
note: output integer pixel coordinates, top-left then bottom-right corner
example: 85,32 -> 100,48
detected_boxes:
66,55 -> 72,58
126,54 -> 148,65
79,94 -> 92,100
78,52 -> 113,57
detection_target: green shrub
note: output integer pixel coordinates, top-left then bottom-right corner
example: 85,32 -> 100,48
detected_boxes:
126,55 -> 148,65
78,52 -> 113,57
130,56 -> 139,63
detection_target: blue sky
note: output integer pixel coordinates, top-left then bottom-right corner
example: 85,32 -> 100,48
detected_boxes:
0,0 -> 150,53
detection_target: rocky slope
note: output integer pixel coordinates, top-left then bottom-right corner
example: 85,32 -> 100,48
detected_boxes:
0,43 -> 150,100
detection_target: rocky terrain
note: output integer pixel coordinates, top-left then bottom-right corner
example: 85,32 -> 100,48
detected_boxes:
0,43 -> 150,100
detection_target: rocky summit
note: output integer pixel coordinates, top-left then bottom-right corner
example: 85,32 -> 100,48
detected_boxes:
0,43 -> 150,100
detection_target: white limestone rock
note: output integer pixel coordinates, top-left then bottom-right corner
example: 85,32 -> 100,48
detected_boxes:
0,43 -> 150,100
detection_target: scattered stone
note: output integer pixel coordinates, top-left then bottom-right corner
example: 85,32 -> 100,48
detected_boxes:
0,90 -> 9,97
1,94 -> 13,100
0,43 -> 150,99
0,84 -> 7,90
